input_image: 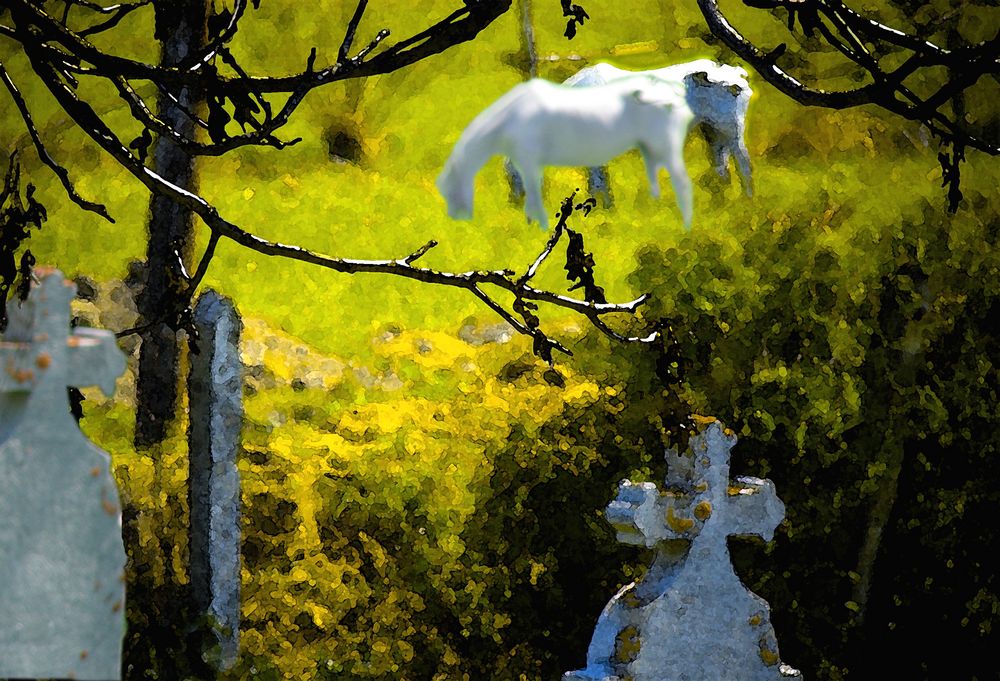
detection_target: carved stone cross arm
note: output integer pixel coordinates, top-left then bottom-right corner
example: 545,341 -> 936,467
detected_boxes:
0,270 -> 124,398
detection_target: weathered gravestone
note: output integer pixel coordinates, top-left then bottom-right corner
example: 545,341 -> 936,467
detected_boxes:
0,268 -> 127,680
188,290 -> 243,671
565,419 -> 801,681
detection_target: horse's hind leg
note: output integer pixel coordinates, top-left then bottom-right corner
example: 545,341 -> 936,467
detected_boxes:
657,128 -> 694,228
587,166 -> 613,208
638,146 -> 662,199
702,124 -> 732,181
504,158 -> 525,201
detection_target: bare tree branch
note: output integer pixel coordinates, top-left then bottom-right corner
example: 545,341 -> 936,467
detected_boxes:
179,0 -> 248,69
4,0 -> 642,360
696,0 -> 1000,156
77,2 -> 150,38
339,0 -> 370,64
0,59 -> 113,221
5,0 -> 512,97
16,27 -> 648,358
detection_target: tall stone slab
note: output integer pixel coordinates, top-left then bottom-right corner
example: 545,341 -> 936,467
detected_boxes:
565,420 -> 801,681
0,269 -> 127,680
188,290 -> 243,670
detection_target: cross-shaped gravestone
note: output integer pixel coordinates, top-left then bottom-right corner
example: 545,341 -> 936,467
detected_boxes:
1,268 -> 127,681
564,419 -> 802,681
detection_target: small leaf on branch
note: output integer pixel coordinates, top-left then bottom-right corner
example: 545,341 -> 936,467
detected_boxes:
533,334 -> 554,364
207,95 -> 231,143
24,184 -> 47,230
128,128 -> 153,163
560,0 -> 589,40
564,228 -> 607,304
230,90 -> 262,132
574,196 -> 597,216
938,142 -> 965,213
16,250 -> 35,302
513,297 -> 541,331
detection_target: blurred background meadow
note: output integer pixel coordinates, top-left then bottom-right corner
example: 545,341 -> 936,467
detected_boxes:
3,0 -> 999,678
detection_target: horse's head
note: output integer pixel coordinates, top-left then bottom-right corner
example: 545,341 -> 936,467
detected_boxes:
436,163 -> 474,220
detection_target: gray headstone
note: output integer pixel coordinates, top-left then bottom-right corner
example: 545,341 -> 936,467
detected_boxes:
188,290 -> 243,670
564,420 -> 801,681
0,268 -> 127,681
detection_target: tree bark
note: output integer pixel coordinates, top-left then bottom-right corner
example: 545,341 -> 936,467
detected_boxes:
134,1 -> 207,449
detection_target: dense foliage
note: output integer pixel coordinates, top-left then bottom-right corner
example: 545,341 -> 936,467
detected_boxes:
623,153 -> 1000,679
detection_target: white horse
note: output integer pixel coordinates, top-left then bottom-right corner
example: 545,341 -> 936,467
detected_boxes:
563,59 -> 754,196
437,75 -> 696,230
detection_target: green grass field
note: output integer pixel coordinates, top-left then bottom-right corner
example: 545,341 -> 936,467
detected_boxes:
5,0 -> 926,364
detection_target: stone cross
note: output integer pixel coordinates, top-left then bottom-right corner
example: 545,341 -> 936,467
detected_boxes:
564,419 -> 802,681
188,290 -> 243,671
0,268 -> 127,681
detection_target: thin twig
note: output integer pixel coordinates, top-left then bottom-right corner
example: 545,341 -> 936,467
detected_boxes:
183,230 -> 220,300
402,240 -> 438,264
0,59 -> 113,221
179,0 -> 249,71
339,0 -> 369,63
472,285 -> 572,357
78,2 -> 146,37
517,195 -> 573,289
587,314 -> 659,344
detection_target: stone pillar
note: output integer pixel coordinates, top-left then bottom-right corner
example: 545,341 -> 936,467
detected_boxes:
188,290 -> 243,671
0,269 -> 127,680
565,419 -> 801,681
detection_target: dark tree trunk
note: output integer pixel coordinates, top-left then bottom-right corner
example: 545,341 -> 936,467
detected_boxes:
134,1 -> 207,449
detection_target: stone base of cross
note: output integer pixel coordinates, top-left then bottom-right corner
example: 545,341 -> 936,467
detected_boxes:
1,269 -> 127,680
564,419 -> 802,681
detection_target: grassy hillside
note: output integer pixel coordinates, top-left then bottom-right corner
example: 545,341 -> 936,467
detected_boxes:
4,0 -> 949,363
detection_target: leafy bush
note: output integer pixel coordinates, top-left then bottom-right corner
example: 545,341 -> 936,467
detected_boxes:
232,328 -> 664,680
625,151 -> 1000,680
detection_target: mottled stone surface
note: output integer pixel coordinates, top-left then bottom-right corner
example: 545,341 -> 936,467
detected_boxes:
0,269 -> 127,680
565,421 -> 801,681
188,290 -> 243,670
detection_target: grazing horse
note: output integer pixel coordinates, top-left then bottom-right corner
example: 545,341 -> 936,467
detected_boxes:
508,59 -> 754,207
437,75 -> 696,231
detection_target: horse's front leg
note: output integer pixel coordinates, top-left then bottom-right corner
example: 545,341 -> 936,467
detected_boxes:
514,160 -> 549,230
664,147 -> 694,229
664,115 -> 696,228
638,145 -> 662,199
